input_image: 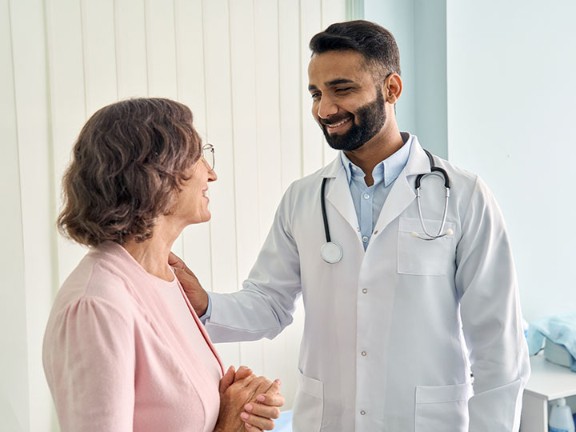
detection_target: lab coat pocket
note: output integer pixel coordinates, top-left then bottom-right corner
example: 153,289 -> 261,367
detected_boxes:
397,217 -> 455,276
414,382 -> 472,432
292,371 -> 323,432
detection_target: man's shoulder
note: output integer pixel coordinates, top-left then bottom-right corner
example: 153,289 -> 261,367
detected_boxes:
425,153 -> 480,187
289,157 -> 340,189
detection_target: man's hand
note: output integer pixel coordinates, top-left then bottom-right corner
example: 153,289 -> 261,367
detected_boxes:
169,252 -> 209,316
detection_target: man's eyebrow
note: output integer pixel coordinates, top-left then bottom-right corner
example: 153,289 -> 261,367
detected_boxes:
326,78 -> 355,86
308,78 -> 356,91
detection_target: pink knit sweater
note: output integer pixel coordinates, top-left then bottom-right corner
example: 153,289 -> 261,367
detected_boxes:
43,242 -> 223,431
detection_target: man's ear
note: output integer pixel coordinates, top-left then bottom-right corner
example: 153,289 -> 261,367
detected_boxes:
385,73 -> 403,104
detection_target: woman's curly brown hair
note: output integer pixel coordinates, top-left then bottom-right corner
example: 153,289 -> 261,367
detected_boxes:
57,98 -> 202,247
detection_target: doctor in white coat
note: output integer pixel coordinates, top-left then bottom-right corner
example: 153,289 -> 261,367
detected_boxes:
172,20 -> 530,432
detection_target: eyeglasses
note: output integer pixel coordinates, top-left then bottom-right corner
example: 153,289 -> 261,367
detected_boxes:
202,143 -> 215,170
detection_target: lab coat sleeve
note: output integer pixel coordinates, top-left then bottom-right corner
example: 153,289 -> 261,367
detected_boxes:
455,177 -> 530,432
205,184 -> 302,342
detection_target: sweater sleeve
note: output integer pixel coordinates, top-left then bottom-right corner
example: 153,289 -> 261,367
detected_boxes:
43,296 -> 135,432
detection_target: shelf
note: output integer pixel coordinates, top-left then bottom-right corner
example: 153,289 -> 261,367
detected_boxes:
525,354 -> 576,401
520,353 -> 576,432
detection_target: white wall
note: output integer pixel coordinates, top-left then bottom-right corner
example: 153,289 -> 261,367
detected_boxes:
366,0 -> 576,322
364,0 -> 448,158
0,0 -> 346,430
446,0 -> 576,321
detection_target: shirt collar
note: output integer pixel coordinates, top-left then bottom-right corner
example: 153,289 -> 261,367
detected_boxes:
339,133 -> 414,187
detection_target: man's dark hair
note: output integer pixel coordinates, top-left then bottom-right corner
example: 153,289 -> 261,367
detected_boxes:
309,20 -> 401,81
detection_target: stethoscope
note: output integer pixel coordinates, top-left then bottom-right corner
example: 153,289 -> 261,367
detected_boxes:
320,149 -> 452,264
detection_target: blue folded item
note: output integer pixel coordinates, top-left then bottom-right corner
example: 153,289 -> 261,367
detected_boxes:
272,410 -> 293,432
526,313 -> 576,372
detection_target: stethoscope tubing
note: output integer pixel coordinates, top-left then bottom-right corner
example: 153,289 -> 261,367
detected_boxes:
321,177 -> 332,243
320,149 -> 452,263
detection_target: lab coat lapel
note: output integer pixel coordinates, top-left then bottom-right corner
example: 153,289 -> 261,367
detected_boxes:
323,158 -> 359,231
374,140 -> 431,234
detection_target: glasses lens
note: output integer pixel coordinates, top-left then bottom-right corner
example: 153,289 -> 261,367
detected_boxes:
203,144 -> 215,169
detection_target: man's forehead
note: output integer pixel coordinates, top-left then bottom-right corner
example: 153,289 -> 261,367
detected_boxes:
308,52 -> 371,87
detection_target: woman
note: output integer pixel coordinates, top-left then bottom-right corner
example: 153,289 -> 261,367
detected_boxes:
43,98 -> 283,432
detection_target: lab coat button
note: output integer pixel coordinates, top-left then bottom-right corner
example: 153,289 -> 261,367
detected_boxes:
360,410 -> 366,415
362,288 -> 368,294
361,351 -> 367,356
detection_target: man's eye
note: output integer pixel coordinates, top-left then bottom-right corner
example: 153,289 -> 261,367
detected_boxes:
335,87 -> 352,93
311,93 -> 321,100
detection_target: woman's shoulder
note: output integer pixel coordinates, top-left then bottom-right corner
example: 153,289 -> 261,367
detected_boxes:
51,244 -> 146,317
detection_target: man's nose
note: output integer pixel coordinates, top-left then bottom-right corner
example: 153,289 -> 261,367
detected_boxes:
316,95 -> 338,119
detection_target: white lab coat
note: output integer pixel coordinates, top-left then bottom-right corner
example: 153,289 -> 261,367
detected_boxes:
206,137 -> 530,432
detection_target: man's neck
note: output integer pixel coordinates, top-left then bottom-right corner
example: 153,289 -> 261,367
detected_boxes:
344,130 -> 405,186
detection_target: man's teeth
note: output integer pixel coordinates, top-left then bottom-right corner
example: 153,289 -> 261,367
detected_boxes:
328,118 -> 351,128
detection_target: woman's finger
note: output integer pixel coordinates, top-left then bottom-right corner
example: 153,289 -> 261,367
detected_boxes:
243,402 -> 281,420
219,365 -> 236,394
240,412 -> 275,431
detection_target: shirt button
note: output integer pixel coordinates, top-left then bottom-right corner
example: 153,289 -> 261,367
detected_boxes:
363,193 -> 370,199
361,351 -> 367,356
362,236 -> 368,242
360,410 -> 366,415
362,288 -> 368,294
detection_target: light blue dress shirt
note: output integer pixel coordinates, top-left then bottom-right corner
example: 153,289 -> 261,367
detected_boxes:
340,136 -> 412,250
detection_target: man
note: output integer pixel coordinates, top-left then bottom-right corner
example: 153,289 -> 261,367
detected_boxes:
172,20 -> 530,432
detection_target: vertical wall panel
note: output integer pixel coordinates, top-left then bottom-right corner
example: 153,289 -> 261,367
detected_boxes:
228,0 -> 260,291
115,0 -> 149,98
278,0 -> 303,189
10,0 -> 55,429
254,0 -> 282,239
228,0 -> 265,373
0,1 -> 29,430
144,0 -> 178,98
81,0 -> 118,114
202,0 -> 240,365
45,0 -> 89,286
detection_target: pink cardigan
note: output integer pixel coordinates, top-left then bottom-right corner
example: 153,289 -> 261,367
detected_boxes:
43,242 -> 224,432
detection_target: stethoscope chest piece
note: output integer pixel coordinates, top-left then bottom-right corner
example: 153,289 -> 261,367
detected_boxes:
321,241 -> 343,264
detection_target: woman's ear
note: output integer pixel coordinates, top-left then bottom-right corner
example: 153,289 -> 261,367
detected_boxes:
385,73 -> 403,104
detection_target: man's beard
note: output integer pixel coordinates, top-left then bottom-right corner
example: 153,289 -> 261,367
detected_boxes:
320,89 -> 386,152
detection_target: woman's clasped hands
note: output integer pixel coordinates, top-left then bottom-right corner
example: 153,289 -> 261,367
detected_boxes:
215,365 -> 284,432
